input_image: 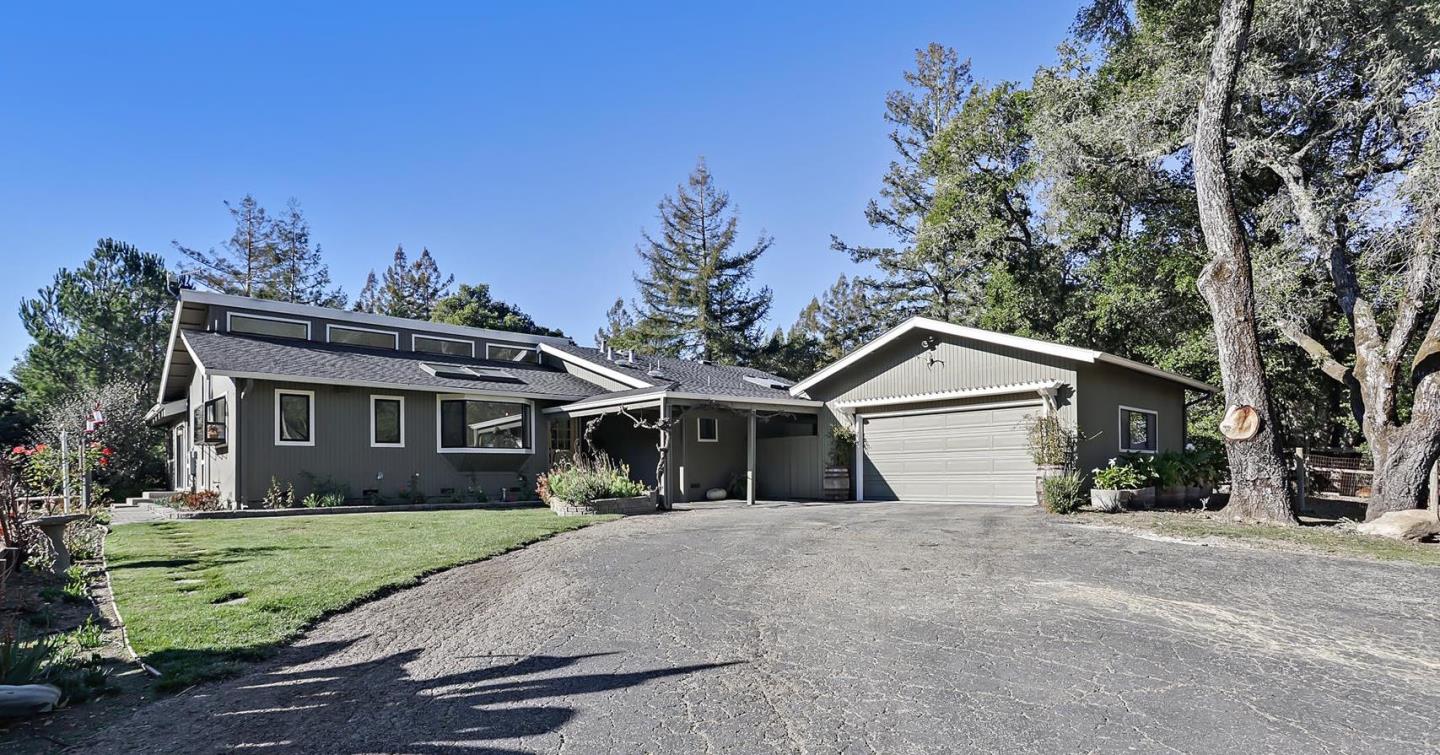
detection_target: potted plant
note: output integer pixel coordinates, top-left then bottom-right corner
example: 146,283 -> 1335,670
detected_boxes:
824,424 -> 855,501
1090,459 -> 1146,512
1025,414 -> 1078,505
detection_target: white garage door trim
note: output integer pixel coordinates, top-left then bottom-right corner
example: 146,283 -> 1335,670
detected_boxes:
855,399 -> 1043,505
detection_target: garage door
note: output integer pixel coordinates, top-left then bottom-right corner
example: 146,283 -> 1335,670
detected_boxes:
860,403 -> 1039,505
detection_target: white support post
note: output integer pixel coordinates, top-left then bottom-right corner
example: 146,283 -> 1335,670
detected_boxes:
60,430 -> 71,514
854,415 -> 865,502
746,410 -> 757,505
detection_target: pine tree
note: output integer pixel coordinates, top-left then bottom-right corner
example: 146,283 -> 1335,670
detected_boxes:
353,271 -> 381,314
16,239 -> 175,408
631,159 -> 773,363
265,198 -> 346,307
362,245 -> 455,319
594,297 -> 652,353
830,44 -> 974,321
174,194 -> 278,297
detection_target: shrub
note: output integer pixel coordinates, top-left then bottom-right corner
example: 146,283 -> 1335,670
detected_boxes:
0,631 -> 60,686
70,616 -> 104,650
1091,459 -> 1146,490
176,490 -> 222,511
300,493 -> 344,508
262,477 -> 294,509
828,424 -> 856,467
1151,451 -> 1187,488
1042,472 -> 1086,514
65,519 -> 104,560
1025,414 -> 1078,467
538,455 -> 648,505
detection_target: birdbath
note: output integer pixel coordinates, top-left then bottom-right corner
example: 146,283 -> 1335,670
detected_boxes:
23,514 -> 87,575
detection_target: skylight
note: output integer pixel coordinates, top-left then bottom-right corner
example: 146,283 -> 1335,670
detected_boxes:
420,363 -> 519,382
743,375 -> 793,390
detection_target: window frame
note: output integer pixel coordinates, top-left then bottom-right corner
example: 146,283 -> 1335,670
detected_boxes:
369,394 -> 406,448
201,394 -> 228,445
485,342 -> 538,363
228,311 -> 311,340
412,333 -> 476,358
433,394 -> 534,454
274,389 -> 316,447
697,416 -> 720,443
1118,405 -> 1159,454
327,323 -> 399,350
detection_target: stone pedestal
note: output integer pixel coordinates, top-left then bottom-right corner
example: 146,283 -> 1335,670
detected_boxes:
23,514 -> 86,574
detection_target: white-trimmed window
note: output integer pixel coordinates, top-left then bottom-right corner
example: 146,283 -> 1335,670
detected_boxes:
697,416 -> 719,443
485,343 -> 538,363
436,396 -> 532,453
1119,406 -> 1158,453
229,312 -> 310,340
275,389 -> 315,446
414,334 -> 475,357
370,395 -> 405,447
328,324 -> 398,350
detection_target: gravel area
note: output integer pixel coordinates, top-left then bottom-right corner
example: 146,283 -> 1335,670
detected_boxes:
71,502 -> 1440,754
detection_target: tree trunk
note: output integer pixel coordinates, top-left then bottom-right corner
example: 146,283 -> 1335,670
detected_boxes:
1366,377 -> 1440,519
1192,0 -> 1297,524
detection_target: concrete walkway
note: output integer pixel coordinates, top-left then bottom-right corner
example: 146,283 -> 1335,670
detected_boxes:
76,503 -> 1440,753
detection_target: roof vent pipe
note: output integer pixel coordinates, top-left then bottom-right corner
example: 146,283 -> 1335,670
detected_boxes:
626,349 -> 635,363
598,338 -> 605,352
607,346 -> 614,361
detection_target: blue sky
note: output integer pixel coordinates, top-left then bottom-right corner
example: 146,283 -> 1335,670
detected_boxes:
0,1 -> 1079,371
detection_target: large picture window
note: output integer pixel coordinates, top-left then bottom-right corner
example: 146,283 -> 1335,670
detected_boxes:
1119,406 -> 1157,453
275,389 -> 315,446
370,395 -> 405,447
438,398 -> 531,452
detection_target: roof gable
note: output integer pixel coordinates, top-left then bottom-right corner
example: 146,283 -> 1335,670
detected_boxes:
790,317 -> 1217,395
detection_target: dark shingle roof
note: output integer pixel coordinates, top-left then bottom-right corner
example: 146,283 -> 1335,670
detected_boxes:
183,330 -> 606,399
546,342 -> 796,400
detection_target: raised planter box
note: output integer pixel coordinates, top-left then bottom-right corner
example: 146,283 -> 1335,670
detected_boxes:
548,496 -> 656,517
140,500 -> 542,520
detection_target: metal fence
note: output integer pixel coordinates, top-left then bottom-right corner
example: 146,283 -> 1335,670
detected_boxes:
1298,448 -> 1372,500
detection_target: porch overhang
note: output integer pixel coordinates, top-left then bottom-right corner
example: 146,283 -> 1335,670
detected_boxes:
543,390 -> 822,419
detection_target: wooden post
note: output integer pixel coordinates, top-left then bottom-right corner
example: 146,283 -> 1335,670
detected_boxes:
1293,447 -> 1307,513
1429,459 -> 1439,523
746,410 -> 757,505
657,399 -> 670,510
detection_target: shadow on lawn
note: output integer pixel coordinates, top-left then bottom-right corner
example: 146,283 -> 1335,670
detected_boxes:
107,639 -> 742,754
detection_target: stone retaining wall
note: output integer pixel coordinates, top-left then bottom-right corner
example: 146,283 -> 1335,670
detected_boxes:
549,496 -> 656,517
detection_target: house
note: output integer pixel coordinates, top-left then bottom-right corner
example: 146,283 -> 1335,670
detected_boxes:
150,290 -> 822,507
150,292 -> 1214,508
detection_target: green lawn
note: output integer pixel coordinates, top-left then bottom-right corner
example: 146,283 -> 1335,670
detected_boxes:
106,508 -> 613,689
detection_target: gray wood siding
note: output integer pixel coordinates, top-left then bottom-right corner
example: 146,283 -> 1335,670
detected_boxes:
757,436 -> 821,499
812,331 -> 1079,406
187,372 -> 239,503
238,379 -> 553,505
1075,363 -> 1187,476
544,356 -> 635,391
672,408 -> 747,501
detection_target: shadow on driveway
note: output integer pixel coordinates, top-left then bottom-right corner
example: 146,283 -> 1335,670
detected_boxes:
89,638 -> 741,754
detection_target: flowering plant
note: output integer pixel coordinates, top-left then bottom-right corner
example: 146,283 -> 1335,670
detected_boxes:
1091,458 -> 1146,490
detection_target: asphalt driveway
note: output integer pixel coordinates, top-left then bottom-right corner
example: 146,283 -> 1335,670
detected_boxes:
79,503 -> 1440,754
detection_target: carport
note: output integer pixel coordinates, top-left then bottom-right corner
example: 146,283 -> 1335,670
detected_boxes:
544,389 -> 823,507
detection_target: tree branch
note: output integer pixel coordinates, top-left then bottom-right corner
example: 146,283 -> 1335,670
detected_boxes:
1276,320 -> 1351,384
